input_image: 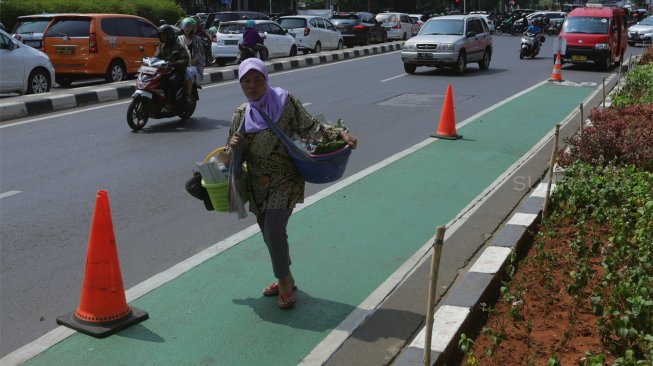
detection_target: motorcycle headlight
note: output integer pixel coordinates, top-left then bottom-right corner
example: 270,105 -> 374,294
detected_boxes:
595,43 -> 609,50
439,43 -> 455,51
403,43 -> 416,51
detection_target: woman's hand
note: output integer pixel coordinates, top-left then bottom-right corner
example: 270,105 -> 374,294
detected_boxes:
340,131 -> 357,149
228,132 -> 242,147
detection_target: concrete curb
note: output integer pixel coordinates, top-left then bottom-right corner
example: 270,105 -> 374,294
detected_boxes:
391,59 -> 631,366
0,42 -> 403,122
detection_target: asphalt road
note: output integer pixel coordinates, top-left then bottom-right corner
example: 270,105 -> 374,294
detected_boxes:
0,35 -> 641,356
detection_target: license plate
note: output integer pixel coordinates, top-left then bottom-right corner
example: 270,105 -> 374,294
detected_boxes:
571,55 -> 587,62
225,40 -> 238,45
55,47 -> 74,55
138,66 -> 157,75
417,52 -> 433,58
25,40 -> 41,47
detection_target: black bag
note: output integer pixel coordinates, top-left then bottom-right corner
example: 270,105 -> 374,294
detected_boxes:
185,170 -> 214,211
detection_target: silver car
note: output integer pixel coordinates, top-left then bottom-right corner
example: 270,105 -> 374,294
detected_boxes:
401,15 -> 493,74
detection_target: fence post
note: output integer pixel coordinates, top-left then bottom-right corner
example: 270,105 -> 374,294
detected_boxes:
543,124 -> 561,217
424,226 -> 446,366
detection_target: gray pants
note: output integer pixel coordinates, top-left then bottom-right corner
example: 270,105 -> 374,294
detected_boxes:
256,209 -> 293,279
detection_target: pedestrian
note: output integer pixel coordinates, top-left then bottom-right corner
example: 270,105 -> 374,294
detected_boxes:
219,58 -> 357,309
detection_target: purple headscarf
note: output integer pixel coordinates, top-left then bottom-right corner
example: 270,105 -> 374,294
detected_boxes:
238,58 -> 288,133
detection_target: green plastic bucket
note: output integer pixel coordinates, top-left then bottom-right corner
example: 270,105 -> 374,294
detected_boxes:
201,179 -> 228,212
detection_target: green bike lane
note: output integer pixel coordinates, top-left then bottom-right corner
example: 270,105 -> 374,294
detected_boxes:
20,82 -> 592,366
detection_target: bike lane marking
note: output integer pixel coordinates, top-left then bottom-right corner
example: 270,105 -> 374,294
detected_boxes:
10,82 -> 593,366
0,191 -> 21,199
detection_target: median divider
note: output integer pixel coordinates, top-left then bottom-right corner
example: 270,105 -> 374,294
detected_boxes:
0,42 -> 404,122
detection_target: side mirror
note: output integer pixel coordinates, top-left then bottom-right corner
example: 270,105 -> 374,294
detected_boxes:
466,31 -> 477,38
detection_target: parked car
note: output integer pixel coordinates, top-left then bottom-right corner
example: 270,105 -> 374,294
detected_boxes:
0,29 -> 54,94
401,15 -> 493,74
628,16 -> 653,45
375,12 -> 418,40
211,20 -> 297,66
409,14 -> 427,32
42,14 -> 159,87
11,14 -> 61,50
278,16 -> 343,53
331,12 -> 387,47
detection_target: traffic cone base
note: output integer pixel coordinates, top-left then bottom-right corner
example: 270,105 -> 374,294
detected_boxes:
56,307 -> 149,338
432,84 -> 462,140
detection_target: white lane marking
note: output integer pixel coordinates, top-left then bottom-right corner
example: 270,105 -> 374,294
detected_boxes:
0,50 -> 402,130
2,77 -> 568,366
380,73 -> 407,83
0,190 -> 22,199
302,103 -> 312,107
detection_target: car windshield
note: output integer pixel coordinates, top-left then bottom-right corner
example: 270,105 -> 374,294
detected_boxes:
562,17 -> 609,34
419,19 -> 464,35
14,19 -> 51,34
278,18 -> 306,28
639,17 -> 653,25
219,23 -> 244,34
376,14 -> 398,23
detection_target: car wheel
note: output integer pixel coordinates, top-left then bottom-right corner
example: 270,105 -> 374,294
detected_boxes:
402,32 -> 407,40
55,76 -> 73,88
313,42 -> 321,53
495,28 -> 503,36
26,68 -> 51,94
478,48 -> 491,70
336,40 -> 343,50
403,63 -> 416,74
289,45 -> 298,57
454,50 -> 466,74
106,60 -> 126,83
601,55 -> 612,71
628,41 -> 635,46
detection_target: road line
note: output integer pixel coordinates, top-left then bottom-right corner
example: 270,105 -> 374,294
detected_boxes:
0,79 -> 556,366
0,190 -> 22,199
380,73 -> 407,82
302,102 -> 312,107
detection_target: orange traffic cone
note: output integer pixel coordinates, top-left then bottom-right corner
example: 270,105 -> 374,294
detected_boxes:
549,51 -> 564,82
57,190 -> 148,338
431,84 -> 462,140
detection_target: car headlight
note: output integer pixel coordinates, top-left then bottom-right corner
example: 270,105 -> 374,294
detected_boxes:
439,43 -> 455,51
595,43 -> 609,50
403,43 -> 417,51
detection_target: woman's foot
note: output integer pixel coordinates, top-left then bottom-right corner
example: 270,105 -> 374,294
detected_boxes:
262,282 -> 297,296
277,290 -> 296,309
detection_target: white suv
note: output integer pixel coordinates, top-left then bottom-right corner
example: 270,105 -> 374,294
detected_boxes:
375,12 -> 418,40
278,16 -> 343,53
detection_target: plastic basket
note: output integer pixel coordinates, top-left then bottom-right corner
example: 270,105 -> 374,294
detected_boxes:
291,145 -> 352,184
201,179 -> 229,212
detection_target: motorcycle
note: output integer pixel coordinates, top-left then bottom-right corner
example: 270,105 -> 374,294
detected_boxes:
519,32 -> 544,59
236,33 -> 268,63
511,19 -> 528,36
546,20 -> 562,36
127,57 -> 200,131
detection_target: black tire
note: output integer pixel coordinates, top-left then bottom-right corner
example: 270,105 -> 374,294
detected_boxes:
404,63 -> 416,74
55,76 -> 72,88
178,101 -> 196,120
402,32 -> 407,40
495,28 -> 503,36
289,45 -> 298,57
520,50 -> 525,59
26,68 -> 51,94
478,49 -> 491,70
454,50 -> 466,74
601,55 -> 612,71
105,60 -> 126,83
336,40 -> 343,50
313,42 -> 321,53
126,98 -> 149,131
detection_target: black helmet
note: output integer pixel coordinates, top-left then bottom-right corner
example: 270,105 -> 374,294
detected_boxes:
158,24 -> 176,44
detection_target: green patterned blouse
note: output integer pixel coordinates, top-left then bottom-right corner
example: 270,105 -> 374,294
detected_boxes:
225,94 -> 344,216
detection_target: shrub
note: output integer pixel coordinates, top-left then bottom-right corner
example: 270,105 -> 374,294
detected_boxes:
0,0 -> 185,31
611,63 -> 653,108
641,44 -> 653,65
558,104 -> 653,171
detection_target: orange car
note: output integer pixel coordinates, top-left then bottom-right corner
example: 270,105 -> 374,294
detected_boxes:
42,14 -> 160,86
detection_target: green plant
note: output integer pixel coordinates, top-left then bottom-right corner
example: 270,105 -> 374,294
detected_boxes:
612,63 -> 653,108
459,333 -> 478,365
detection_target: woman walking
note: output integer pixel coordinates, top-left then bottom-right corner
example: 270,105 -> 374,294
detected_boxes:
221,58 -> 357,309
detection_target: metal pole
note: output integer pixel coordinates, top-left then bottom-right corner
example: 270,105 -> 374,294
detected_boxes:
602,76 -> 606,109
579,102 -> 584,134
424,226 -> 446,366
543,124 -> 560,217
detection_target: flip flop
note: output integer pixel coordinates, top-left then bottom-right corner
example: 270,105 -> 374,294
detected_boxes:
262,282 -> 297,297
277,290 -> 296,309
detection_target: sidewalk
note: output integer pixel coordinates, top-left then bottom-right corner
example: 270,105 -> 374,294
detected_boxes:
0,43 -> 402,122
2,81 -> 595,366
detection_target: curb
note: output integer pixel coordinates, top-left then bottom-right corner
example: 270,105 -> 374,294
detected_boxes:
392,63 -> 628,366
0,42 -> 403,122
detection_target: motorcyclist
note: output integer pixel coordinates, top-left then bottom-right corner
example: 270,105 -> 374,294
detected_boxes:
241,20 -> 266,60
177,17 -> 205,104
153,24 -> 189,113
525,17 -> 545,54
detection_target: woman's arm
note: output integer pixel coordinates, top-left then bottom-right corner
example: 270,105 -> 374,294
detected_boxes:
219,105 -> 246,163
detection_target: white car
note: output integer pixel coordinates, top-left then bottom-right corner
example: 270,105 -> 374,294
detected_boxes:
211,20 -> 297,66
375,12 -> 419,40
278,16 -> 343,53
0,28 -> 54,94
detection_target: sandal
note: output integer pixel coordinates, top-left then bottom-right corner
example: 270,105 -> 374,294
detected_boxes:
277,290 -> 296,309
262,282 -> 297,297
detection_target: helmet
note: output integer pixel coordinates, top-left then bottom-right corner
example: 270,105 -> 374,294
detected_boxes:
246,20 -> 255,28
159,19 -> 167,25
180,17 -> 197,33
157,24 -> 177,44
